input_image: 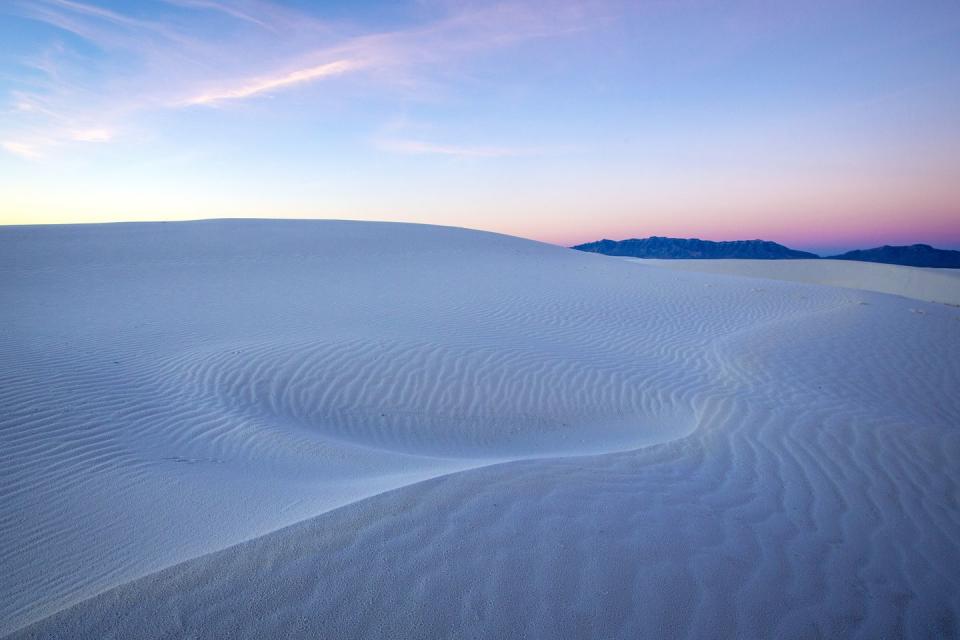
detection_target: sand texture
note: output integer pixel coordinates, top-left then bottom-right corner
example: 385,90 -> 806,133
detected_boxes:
2,220 -> 959,638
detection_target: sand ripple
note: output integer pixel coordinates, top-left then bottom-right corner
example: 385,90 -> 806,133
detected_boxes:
2,220 -> 959,638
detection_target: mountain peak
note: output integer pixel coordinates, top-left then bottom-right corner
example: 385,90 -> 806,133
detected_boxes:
829,244 -> 960,268
571,236 -> 818,260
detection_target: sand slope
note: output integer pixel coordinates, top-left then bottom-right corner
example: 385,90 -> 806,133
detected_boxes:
2,220 -> 959,638
632,258 -> 960,305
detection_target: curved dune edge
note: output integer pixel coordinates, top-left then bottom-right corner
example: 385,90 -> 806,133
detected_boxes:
3,370 -> 702,636
3,220 -> 959,638
3,437 -> 692,639
4,397 -> 700,637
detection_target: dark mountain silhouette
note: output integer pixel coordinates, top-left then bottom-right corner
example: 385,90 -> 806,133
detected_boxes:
572,236 -> 818,260
828,244 -> 960,268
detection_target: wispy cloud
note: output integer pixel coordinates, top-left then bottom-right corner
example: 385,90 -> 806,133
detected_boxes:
13,0 -> 190,49
1,0 -> 603,158
160,0 -> 277,31
1,141 -> 43,159
40,0 -> 152,29
185,59 -> 364,106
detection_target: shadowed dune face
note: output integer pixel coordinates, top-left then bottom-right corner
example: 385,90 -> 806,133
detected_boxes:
2,220 -> 960,638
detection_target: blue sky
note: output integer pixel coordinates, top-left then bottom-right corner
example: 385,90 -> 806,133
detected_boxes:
1,0 -> 958,252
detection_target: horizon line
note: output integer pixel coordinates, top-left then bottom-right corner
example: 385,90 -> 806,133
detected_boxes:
2,215 -> 959,253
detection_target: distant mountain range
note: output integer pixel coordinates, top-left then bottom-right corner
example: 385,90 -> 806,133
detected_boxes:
828,244 -> 960,268
572,237 -> 960,268
572,237 -> 817,260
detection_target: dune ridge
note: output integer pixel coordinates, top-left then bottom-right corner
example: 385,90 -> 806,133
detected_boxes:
2,220 -> 959,638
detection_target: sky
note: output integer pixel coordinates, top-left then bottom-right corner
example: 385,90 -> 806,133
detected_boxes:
0,0 -> 958,253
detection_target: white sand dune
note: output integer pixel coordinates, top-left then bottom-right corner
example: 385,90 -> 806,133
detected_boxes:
2,220 -> 959,638
631,257 -> 960,305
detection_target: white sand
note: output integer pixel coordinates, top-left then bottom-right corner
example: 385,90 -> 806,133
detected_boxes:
631,258 -> 960,306
1,220 -> 958,638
